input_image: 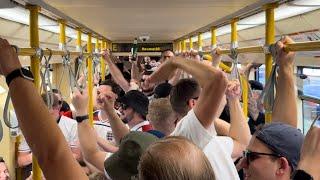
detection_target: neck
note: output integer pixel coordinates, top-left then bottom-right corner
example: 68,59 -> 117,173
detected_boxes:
99,110 -> 109,122
128,116 -> 144,129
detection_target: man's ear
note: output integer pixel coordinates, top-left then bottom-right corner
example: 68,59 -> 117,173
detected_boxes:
275,157 -> 291,176
187,99 -> 196,108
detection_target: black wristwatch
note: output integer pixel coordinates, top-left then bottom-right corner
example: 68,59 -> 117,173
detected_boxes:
76,115 -> 89,123
292,170 -> 313,180
6,68 -> 34,86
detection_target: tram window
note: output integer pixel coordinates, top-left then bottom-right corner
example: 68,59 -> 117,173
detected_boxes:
256,64 -> 265,85
301,68 -> 320,99
302,100 -> 320,135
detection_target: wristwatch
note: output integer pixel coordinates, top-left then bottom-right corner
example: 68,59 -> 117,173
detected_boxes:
76,114 -> 89,123
6,68 -> 34,86
292,170 -> 313,180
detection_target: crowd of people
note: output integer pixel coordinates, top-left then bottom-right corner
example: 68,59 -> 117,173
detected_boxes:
0,36 -> 319,180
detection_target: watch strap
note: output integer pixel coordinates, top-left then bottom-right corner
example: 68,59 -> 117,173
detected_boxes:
76,115 -> 89,123
292,170 -> 313,180
6,68 -> 34,86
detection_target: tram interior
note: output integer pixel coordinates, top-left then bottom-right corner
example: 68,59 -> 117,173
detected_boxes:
0,0 -> 320,179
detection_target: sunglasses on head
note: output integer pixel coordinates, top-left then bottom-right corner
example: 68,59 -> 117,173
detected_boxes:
243,150 -> 282,165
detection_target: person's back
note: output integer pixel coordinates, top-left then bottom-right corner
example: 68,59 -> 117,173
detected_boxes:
139,136 -> 215,180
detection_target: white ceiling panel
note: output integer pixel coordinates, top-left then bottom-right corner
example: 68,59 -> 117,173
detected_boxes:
42,0 -> 258,41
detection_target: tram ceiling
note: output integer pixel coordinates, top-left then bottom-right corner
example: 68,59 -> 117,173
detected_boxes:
29,0 -> 263,41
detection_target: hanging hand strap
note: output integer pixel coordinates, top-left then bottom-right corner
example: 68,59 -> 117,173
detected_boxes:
259,42 -> 279,113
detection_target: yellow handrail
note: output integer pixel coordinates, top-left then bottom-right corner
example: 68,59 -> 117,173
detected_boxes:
27,4 -> 42,180
201,41 -> 320,55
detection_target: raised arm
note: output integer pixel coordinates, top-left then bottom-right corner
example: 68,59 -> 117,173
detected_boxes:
102,49 -> 130,92
147,54 -> 228,129
272,36 -> 297,127
226,80 -> 251,158
296,127 -> 320,180
0,39 -> 86,179
72,89 -> 107,172
98,94 -> 130,144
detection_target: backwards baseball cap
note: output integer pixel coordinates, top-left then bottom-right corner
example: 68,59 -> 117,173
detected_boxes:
255,122 -> 304,170
118,90 -> 149,116
104,131 -> 158,179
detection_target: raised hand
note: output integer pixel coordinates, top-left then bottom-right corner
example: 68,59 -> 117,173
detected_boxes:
0,38 -> 22,76
226,79 -> 241,100
72,88 -> 88,115
275,36 -> 295,67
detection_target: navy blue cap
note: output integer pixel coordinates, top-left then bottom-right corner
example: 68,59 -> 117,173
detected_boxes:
255,122 -> 304,170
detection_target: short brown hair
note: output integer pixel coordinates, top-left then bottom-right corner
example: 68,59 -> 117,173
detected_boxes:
147,98 -> 175,135
138,136 -> 215,180
170,78 -> 200,117
41,92 -> 59,108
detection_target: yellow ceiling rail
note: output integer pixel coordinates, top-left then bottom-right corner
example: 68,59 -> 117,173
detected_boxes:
27,4 -> 42,180
17,48 -> 91,57
201,41 -> 320,55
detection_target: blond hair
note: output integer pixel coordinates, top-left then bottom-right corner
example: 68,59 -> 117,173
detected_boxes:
138,136 -> 215,180
147,98 -> 175,135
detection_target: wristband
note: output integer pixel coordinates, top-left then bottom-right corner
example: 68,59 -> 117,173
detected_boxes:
76,114 -> 89,123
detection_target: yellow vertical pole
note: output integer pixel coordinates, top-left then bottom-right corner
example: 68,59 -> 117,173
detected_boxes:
179,41 -> 182,53
264,3 -> 277,123
101,40 -> 106,81
182,40 -> 186,52
27,4 -> 42,180
58,19 -> 66,49
95,38 -> 99,53
231,19 -> 238,48
231,18 -> 248,117
57,19 -> 70,101
211,27 -> 217,49
87,34 -> 94,126
198,33 -> 203,51
189,37 -> 193,50
76,28 -> 82,52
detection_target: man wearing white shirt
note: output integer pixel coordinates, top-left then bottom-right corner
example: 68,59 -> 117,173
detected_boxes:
17,93 -> 80,178
146,52 -> 251,180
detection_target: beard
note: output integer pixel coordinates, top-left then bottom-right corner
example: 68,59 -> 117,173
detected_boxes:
122,113 -> 133,124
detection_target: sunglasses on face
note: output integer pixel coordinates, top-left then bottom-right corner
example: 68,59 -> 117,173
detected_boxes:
243,150 -> 282,165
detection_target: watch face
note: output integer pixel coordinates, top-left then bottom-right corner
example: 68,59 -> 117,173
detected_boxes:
21,68 -> 34,81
